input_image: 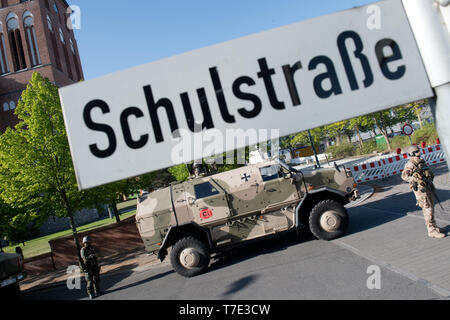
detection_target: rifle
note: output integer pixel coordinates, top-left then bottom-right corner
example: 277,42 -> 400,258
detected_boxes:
427,180 -> 445,212
412,167 -> 446,212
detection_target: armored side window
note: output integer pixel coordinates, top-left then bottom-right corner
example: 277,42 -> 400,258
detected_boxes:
194,182 -> 220,199
260,165 -> 281,182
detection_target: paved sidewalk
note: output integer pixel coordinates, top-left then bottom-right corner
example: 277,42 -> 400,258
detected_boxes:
21,249 -> 161,293
335,200 -> 450,298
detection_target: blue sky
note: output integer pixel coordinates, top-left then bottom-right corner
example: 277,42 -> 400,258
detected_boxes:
70,0 -> 374,80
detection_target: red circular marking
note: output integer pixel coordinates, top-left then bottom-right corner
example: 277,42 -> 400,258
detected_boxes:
402,124 -> 414,136
200,209 -> 213,220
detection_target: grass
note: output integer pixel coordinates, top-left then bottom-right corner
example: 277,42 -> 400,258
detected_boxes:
1,200 -> 138,259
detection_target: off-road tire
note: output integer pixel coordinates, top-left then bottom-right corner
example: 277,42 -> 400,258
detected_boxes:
309,200 -> 349,241
170,237 -> 210,278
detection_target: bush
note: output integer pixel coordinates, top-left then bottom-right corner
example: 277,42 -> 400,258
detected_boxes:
390,135 -> 410,150
327,143 -> 356,159
356,140 -> 378,155
412,123 -> 439,146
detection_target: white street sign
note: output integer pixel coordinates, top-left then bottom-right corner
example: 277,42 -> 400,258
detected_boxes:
59,0 -> 433,190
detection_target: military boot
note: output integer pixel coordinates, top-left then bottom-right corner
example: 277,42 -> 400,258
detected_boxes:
428,229 -> 445,239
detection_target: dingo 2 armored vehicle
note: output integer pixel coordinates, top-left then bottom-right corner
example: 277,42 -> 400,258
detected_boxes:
136,160 -> 359,277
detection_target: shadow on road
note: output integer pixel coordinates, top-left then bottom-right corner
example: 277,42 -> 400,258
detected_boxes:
220,275 -> 261,298
104,270 -> 175,295
208,230 -> 316,276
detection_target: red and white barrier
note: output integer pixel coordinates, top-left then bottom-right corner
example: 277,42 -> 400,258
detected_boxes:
348,145 -> 447,184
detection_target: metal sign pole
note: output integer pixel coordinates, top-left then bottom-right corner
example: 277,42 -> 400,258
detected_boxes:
308,130 -> 321,168
402,0 -> 450,170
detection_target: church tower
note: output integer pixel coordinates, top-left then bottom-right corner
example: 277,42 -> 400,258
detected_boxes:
0,0 -> 83,132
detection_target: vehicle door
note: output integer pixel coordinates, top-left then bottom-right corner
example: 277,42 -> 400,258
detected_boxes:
259,163 -> 300,210
214,166 -> 265,217
185,179 -> 231,225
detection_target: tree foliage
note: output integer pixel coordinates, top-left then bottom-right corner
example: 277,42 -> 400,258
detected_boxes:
0,73 -> 95,259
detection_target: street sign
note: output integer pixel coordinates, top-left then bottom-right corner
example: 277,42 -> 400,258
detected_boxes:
59,0 -> 433,190
402,123 -> 414,136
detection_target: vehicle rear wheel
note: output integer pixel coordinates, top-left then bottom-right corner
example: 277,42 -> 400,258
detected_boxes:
309,200 -> 349,240
170,237 -> 210,278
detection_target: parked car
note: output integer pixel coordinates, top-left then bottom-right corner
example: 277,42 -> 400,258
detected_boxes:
0,252 -> 25,298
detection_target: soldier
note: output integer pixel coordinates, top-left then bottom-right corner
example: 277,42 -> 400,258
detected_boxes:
192,160 -> 205,178
401,145 -> 445,239
80,236 -> 102,299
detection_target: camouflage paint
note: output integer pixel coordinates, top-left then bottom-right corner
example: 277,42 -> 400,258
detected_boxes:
303,168 -> 354,194
136,160 -> 357,254
136,188 -> 177,253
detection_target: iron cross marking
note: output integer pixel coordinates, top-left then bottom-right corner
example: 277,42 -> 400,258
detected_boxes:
241,173 -> 251,182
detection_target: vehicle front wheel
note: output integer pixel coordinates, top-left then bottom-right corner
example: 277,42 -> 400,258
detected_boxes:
309,200 -> 349,241
170,237 -> 210,278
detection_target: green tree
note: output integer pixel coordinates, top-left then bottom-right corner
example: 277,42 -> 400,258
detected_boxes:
168,164 -> 191,182
0,73 -> 95,265
371,106 -> 415,151
405,99 -> 427,129
290,127 -> 326,148
348,115 -> 375,149
324,121 -> 349,146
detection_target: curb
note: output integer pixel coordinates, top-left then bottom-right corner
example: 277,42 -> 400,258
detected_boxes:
346,185 -> 375,209
22,256 -> 165,295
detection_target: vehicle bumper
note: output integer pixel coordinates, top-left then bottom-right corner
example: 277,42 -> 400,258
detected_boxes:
0,273 -> 24,289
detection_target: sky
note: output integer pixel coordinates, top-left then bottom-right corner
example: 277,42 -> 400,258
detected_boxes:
70,0 -> 375,80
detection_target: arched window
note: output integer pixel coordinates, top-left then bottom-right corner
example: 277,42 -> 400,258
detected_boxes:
69,38 -> 75,54
3,100 -> 16,112
7,12 -> 27,71
59,27 -> 73,79
0,22 -> 10,74
47,15 -> 53,32
69,38 -> 80,81
59,27 -> 65,44
47,15 -> 61,71
23,11 -> 41,67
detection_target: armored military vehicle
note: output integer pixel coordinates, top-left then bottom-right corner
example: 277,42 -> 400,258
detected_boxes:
136,160 -> 359,277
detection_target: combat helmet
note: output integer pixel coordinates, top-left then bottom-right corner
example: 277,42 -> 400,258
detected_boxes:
407,145 -> 421,157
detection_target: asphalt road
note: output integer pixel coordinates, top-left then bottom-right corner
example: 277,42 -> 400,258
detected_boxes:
23,164 -> 450,301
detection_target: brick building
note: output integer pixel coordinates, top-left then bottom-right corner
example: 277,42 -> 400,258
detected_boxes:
0,0 -> 83,132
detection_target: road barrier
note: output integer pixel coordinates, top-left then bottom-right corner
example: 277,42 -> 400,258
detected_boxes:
348,145 -> 447,184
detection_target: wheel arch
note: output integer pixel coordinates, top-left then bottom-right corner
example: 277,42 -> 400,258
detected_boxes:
295,188 -> 349,227
158,223 -> 213,261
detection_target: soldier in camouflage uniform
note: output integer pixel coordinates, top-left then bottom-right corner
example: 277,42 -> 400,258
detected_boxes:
192,160 -> 206,178
401,146 -> 445,239
80,236 -> 102,299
